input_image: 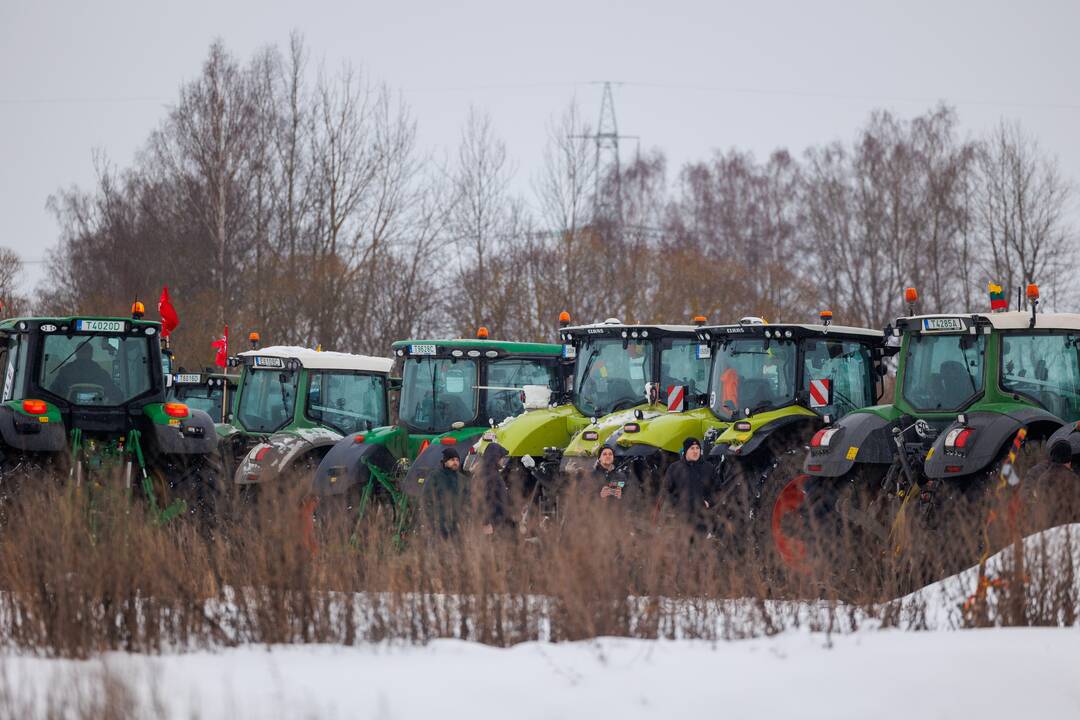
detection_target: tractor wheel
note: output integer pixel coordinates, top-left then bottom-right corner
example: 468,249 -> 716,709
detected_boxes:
770,465 -> 892,600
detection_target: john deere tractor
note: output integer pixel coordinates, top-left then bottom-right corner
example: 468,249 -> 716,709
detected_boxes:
0,312 -> 220,521
222,346 -> 394,491
468,316 -> 712,515
168,370 -> 238,424
311,330 -> 569,517
773,286 -> 1080,584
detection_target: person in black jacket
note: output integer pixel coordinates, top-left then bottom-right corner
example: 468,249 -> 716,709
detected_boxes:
592,446 -> 635,503
420,447 -> 469,537
660,437 -> 713,531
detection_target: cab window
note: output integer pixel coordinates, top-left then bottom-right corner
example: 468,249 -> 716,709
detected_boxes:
484,359 -> 559,422
802,339 -> 873,418
1001,333 -> 1080,421
306,372 -> 388,435
659,339 -> 710,408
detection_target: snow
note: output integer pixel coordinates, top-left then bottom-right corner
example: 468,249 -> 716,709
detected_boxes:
239,346 -> 394,373
902,310 -> 1080,330
4,629 -> 1079,719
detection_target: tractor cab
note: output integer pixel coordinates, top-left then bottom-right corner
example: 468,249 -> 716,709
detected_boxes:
168,370 -> 238,424
0,315 -> 219,519
550,319 -> 711,475
311,331 -> 568,513
223,346 -> 394,487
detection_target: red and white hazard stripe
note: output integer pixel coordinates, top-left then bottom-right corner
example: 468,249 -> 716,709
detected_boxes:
809,379 -> 831,408
667,385 -> 686,412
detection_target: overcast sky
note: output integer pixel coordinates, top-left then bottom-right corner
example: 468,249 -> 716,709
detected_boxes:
3,0 -> 1079,293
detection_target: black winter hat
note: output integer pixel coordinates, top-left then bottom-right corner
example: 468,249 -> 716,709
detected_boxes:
682,437 -> 701,453
1049,440 -> 1072,465
442,446 -> 461,462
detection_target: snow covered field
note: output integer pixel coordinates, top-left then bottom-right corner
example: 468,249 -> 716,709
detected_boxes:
4,628 -> 1079,719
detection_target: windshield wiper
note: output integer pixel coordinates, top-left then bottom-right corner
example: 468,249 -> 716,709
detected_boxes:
48,336 -> 96,377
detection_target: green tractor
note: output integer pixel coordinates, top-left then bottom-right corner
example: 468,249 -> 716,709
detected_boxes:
222,346 -> 394,491
596,314 -> 887,515
310,330 -> 569,516
468,316 -> 712,513
773,286 -> 1080,583
168,369 -> 238,424
0,312 -> 221,520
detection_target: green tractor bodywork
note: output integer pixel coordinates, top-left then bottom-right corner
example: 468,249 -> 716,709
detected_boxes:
310,336 -> 568,516
776,309 -> 1080,570
469,319 -> 711,491
0,315 -> 221,521
167,370 -> 238,424
223,346 -> 394,489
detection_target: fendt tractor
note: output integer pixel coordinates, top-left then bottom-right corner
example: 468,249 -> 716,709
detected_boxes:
603,313 -> 887,529
0,307 -> 220,521
773,285 -> 1080,585
168,369 -> 238,424
311,329 -> 568,517
222,345 -> 394,491
469,315 -> 712,515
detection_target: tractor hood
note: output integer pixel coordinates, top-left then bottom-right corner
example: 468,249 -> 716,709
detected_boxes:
563,402 -> 668,459
712,405 -> 818,456
606,406 -> 726,456
473,403 -> 590,459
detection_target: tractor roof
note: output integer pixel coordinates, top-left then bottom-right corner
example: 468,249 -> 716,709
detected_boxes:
898,311 -> 1080,332
391,338 -> 561,355
698,322 -> 882,342
0,316 -> 160,331
238,346 -> 394,374
558,319 -> 698,343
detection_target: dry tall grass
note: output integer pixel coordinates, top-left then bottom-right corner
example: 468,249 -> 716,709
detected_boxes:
0,457 -> 1074,659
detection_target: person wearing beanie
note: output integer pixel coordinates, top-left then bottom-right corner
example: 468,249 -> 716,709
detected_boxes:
658,436 -> 713,531
420,444 -> 469,537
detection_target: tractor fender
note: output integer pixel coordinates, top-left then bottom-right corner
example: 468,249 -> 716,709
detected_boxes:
0,405 -> 66,453
403,435 -> 482,498
803,411 -> 895,478
1046,423 -> 1080,460
234,427 -> 343,486
720,414 -> 819,459
924,409 -> 1063,479
148,408 -> 218,455
311,438 -> 398,497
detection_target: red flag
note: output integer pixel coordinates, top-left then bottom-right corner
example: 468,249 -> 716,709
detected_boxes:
212,325 -> 229,368
158,286 -> 179,338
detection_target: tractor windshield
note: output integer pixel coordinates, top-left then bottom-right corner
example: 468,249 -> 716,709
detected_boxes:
175,384 -> 225,421
574,338 -> 653,417
902,333 -> 985,412
400,358 -> 478,432
484,358 -> 559,423
236,367 -> 298,433
39,333 -> 154,406
709,338 -> 797,419
1000,332 -> 1080,421
306,371 -> 388,435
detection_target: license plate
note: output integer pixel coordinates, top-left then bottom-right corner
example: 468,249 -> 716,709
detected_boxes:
253,356 -> 285,368
562,345 -> 576,359
696,345 -> 712,359
922,318 -> 964,332
175,373 -> 202,384
482,431 -> 497,442
75,320 -> 125,333
409,344 -> 437,356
